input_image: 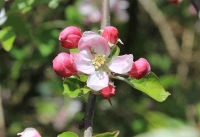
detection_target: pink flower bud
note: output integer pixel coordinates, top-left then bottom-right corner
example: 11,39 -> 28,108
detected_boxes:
17,128 -> 41,137
169,0 -> 182,4
59,26 -> 82,49
129,58 -> 151,79
100,84 -> 116,99
102,26 -> 119,44
53,52 -> 77,77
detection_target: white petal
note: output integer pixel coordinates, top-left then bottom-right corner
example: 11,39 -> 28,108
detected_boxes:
71,53 -> 95,74
0,8 -> 7,26
78,31 -> 110,57
87,71 -> 109,91
108,54 -> 133,74
79,49 -> 94,61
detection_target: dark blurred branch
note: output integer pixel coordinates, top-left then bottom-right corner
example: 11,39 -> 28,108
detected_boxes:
101,0 -> 110,29
139,0 -> 181,60
0,90 -> 5,137
139,0 -> 196,85
177,28 -> 194,84
84,92 -> 97,137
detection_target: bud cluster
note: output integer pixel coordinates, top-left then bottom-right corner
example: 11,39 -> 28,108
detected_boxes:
52,26 -> 151,99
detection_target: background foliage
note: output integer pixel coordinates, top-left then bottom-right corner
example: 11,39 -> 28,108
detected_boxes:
0,0 -> 200,137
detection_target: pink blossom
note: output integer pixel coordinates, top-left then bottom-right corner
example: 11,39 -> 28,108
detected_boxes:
110,0 -> 130,22
52,52 -> 77,77
78,3 -> 101,23
72,32 -> 133,91
101,84 -> 116,99
59,26 -> 82,49
129,58 -> 151,79
17,128 -> 41,137
188,4 -> 197,16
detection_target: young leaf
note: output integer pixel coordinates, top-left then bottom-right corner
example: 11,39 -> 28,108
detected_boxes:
81,87 -> 90,94
76,74 -> 88,82
63,77 -> 85,98
94,131 -> 119,137
57,131 -> 78,137
0,27 -> 16,51
129,72 -> 170,102
63,76 -> 91,98
109,45 -> 120,58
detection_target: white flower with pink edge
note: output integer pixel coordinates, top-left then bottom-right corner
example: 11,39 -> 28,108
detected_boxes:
71,31 -> 133,91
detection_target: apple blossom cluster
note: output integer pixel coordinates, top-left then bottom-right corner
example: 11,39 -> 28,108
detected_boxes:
52,26 -> 151,99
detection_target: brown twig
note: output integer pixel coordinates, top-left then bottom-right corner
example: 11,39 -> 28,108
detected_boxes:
101,0 -> 110,29
0,90 -> 5,137
84,93 -> 97,137
138,0 -> 181,60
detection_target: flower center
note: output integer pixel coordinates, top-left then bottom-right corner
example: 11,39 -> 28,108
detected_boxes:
92,54 -> 106,69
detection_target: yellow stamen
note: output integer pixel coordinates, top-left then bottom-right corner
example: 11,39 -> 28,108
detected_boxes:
92,54 -> 106,70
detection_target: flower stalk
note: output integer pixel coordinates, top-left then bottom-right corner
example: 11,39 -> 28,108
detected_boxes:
84,0 -> 110,137
84,92 -> 97,137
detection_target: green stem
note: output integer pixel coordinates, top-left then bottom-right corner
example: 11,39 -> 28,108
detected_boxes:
110,75 -> 133,87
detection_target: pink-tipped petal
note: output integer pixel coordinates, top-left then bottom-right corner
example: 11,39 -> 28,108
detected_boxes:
87,71 -> 109,91
108,54 -> 133,74
78,31 -> 110,57
17,128 -> 41,137
71,53 -> 95,74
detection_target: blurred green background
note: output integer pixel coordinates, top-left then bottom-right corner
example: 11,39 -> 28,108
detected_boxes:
0,0 -> 200,137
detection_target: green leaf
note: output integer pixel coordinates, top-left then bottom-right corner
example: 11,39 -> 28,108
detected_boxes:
144,111 -> 184,129
77,74 -> 88,82
63,77 -> 86,98
38,42 -> 55,57
57,132 -> 78,137
109,45 -> 120,58
129,72 -> 170,102
5,13 -> 30,36
48,0 -> 60,9
93,131 -> 119,137
65,5 -> 82,25
81,87 -> 90,94
0,27 -> 16,51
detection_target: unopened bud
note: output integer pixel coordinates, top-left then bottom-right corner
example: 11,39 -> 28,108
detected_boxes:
129,58 -> 151,79
59,26 -> 82,49
53,52 -> 77,77
100,84 -> 116,99
102,26 -> 120,45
